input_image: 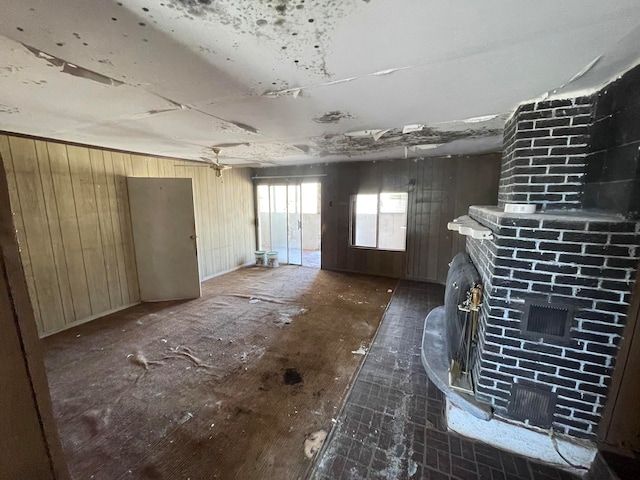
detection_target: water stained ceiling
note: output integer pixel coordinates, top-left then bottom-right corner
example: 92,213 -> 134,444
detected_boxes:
1,0 -> 640,166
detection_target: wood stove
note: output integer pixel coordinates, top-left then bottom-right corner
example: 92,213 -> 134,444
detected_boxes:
422,64 -> 640,468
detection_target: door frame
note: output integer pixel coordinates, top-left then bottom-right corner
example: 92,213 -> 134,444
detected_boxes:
260,183 -> 302,266
254,177 -> 323,267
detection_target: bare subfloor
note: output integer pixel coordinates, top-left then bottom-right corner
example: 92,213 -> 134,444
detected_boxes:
44,266 -> 396,479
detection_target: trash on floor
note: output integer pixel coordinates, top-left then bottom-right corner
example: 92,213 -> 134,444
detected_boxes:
127,351 -> 163,370
304,429 -> 328,459
164,346 -> 216,370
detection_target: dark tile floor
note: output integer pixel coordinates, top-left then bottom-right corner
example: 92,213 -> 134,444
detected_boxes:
310,280 -> 580,480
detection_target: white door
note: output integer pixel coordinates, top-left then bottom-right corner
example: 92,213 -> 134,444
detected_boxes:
127,177 -> 201,301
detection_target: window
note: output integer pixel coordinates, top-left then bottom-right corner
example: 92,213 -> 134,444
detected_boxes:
350,192 -> 408,251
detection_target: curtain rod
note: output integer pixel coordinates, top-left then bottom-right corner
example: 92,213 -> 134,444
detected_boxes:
251,174 -> 328,179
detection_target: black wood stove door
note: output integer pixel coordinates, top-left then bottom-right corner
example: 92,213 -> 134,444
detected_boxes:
445,252 -> 481,368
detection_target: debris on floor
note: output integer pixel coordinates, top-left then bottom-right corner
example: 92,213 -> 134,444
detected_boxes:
80,407 -> 112,435
178,412 -> 194,425
304,429 -> 328,459
273,306 -> 309,327
408,459 -> 418,477
273,314 -> 293,327
351,346 -> 368,355
164,346 -> 215,370
127,351 -> 164,370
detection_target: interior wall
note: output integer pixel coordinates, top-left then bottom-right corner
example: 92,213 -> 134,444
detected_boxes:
0,134 -> 256,337
254,154 -> 501,282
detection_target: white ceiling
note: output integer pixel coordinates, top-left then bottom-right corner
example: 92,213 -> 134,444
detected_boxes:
1,0 -> 640,166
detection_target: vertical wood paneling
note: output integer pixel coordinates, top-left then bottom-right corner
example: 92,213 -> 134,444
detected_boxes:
111,152 -> 139,305
221,174 -> 232,272
67,145 -> 111,316
7,137 -> 62,333
90,149 -> 122,309
192,165 -> 206,276
426,159 -> 443,280
210,168 -> 222,273
2,136 -> 256,336
103,151 -> 129,305
437,159 -> 457,280
147,156 -> 159,177
35,141 -> 75,325
131,155 -> 147,177
46,143 -> 93,321
164,159 -> 176,178
406,155 -> 502,282
0,135 -> 41,326
201,167 -> 214,276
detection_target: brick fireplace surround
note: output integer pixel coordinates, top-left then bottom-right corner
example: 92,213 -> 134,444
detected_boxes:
444,63 -> 640,462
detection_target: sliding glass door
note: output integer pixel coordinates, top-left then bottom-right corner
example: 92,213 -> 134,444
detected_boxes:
257,183 -> 320,267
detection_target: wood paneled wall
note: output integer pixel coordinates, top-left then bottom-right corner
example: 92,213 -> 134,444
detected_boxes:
254,154 -> 501,282
0,134 -> 255,337
405,154 -> 501,282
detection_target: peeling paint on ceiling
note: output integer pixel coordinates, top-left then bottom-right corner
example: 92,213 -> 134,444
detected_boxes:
23,44 -> 124,86
1,1 -> 640,165
313,111 -> 354,124
310,121 -> 505,158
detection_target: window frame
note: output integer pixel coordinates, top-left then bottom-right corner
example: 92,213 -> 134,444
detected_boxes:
349,191 -> 408,251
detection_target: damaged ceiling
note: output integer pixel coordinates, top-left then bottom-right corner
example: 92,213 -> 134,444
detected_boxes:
1,0 -> 640,166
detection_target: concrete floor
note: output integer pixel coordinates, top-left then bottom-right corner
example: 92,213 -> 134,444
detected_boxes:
311,280 -> 581,480
302,249 -> 321,268
267,248 -> 320,268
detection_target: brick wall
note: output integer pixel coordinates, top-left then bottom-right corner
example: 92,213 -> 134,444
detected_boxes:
498,97 -> 594,211
584,63 -> 640,218
467,206 -> 640,439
